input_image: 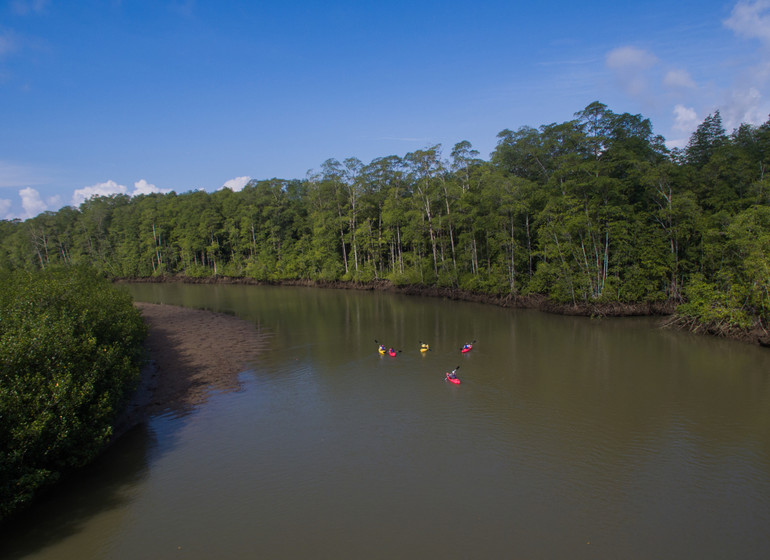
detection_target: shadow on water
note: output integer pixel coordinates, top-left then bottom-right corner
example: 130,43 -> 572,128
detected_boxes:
133,301 -> 267,420
0,423 -> 158,559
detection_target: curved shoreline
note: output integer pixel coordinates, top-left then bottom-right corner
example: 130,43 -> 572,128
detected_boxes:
117,275 -> 676,316
113,302 -> 269,440
111,278 -> 768,441
116,276 -> 770,346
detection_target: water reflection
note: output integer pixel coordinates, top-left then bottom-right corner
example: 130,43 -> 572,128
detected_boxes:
0,423 -> 155,559
4,284 -> 770,559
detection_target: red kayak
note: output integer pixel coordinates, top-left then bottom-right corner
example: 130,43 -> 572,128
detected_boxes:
461,344 -> 473,353
388,348 -> 397,357
446,373 -> 461,384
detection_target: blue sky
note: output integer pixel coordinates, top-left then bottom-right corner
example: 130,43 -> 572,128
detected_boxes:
1,0 -> 769,219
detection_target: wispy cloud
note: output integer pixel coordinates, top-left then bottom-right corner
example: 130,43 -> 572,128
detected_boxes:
0,160 -> 46,188
10,0 -> 49,16
722,87 -> 764,130
0,31 -> 18,58
0,198 -> 12,219
537,57 -> 603,67
605,46 -> 659,97
604,2 -> 770,144
663,69 -> 696,89
169,0 -> 195,18
724,0 -> 770,43
378,136 -> 433,143
720,1 -> 770,130
606,46 -> 658,70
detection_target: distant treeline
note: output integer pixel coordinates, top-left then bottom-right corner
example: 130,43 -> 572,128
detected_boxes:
2,102 -> 769,334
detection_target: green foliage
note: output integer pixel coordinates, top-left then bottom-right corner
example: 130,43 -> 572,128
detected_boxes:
678,206 -> 770,328
1,101 -> 769,331
0,267 -> 147,520
677,274 -> 754,329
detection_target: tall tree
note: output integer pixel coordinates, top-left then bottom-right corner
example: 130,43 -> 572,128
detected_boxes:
405,145 -> 443,279
684,110 -> 726,169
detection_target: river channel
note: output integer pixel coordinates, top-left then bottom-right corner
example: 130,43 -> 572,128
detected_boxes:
2,283 -> 770,559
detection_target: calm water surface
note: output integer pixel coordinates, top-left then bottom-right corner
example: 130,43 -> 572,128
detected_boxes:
2,284 -> 770,559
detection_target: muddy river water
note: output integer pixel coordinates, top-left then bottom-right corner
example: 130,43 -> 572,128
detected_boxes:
2,283 -> 770,559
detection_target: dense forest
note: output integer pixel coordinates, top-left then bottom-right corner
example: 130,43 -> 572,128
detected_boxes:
1,102 -> 769,336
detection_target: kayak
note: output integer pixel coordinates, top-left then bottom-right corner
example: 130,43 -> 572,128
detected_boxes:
446,373 -> 461,384
388,349 -> 397,357
461,344 -> 473,353
378,347 -> 387,355
420,343 -> 430,352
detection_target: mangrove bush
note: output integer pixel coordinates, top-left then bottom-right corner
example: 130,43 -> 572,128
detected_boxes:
0,267 -> 146,521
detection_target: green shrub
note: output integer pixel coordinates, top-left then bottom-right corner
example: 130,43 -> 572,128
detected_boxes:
0,267 -> 147,520
677,274 -> 754,329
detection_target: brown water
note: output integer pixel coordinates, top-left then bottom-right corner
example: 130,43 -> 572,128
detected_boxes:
2,284 -> 770,559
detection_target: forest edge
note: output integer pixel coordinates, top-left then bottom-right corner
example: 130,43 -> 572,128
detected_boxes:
115,276 -> 770,346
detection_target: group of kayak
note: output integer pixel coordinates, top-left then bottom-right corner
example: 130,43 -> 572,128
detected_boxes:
376,339 -> 475,385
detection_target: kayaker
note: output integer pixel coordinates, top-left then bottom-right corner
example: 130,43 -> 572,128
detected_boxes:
379,344 -> 386,354
447,368 -> 458,379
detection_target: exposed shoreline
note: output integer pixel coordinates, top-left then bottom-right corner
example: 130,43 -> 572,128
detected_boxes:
113,275 -> 767,435
112,302 -> 269,440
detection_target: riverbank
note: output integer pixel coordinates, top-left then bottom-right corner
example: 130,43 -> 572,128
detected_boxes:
117,275 -> 676,316
116,275 -> 770,346
112,302 -> 269,440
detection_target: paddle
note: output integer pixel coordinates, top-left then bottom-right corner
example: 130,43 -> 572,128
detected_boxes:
375,339 -> 389,354
445,365 -> 460,381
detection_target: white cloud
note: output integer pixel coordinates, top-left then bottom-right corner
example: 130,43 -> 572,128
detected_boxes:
663,69 -> 696,89
724,0 -> 770,43
71,179 -> 172,207
673,104 -> 699,132
605,46 -> 658,97
220,176 -> 251,192
19,187 -> 48,218
131,179 -> 171,196
719,1 -> 770,130
666,105 -> 700,149
0,199 -> 11,219
71,180 -> 127,206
